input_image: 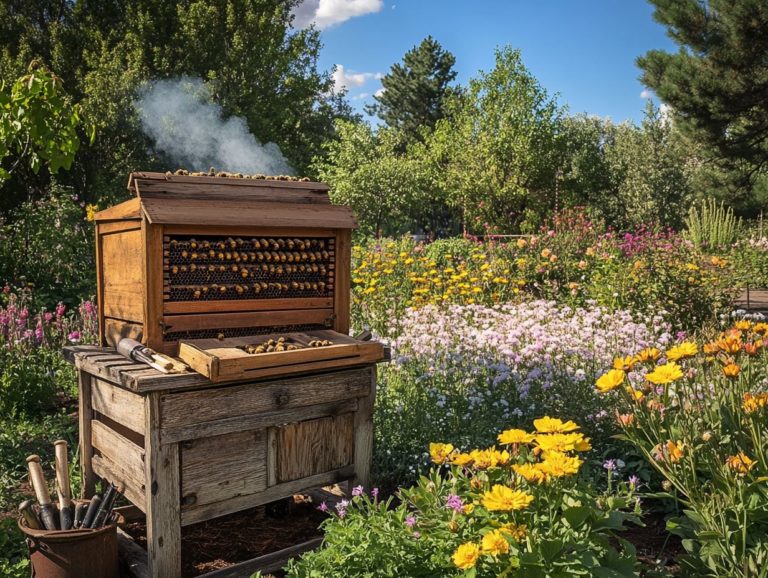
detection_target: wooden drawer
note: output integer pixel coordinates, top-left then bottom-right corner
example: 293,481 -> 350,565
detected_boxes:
277,414 -> 354,483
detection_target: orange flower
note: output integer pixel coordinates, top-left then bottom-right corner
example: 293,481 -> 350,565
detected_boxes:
722,363 -> 740,378
744,340 -> 763,356
653,440 -> 685,463
743,392 -> 768,414
616,412 -> 635,427
726,453 -> 756,476
717,335 -> 742,354
635,347 -> 661,363
613,356 -> 637,371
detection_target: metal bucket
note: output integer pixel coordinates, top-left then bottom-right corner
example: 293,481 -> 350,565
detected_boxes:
18,517 -> 118,578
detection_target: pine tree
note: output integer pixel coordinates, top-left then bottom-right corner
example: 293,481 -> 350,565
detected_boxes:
366,36 -> 457,141
637,0 -> 768,180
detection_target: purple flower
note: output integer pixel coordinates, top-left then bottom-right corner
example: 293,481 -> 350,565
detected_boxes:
445,494 -> 464,513
405,515 -> 417,527
55,303 -> 66,318
352,485 -> 364,497
412,531 -> 421,539
628,475 -> 640,488
317,502 -> 328,513
371,487 -> 380,499
68,331 -> 82,343
337,507 -> 347,519
603,459 -> 617,471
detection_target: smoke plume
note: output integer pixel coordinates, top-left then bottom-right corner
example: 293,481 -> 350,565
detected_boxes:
135,77 -> 294,175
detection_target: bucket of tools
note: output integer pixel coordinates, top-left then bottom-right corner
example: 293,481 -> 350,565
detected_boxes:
18,441 -> 120,578
19,510 -> 118,578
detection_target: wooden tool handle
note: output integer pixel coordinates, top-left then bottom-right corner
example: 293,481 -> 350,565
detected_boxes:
26,455 -> 52,507
54,440 -> 72,505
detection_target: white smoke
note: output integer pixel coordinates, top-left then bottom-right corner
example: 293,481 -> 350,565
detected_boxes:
135,77 -> 294,175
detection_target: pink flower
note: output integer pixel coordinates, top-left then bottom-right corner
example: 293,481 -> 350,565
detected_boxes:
405,515 -> 417,527
68,331 -> 82,343
55,303 -> 66,318
352,485 -> 364,497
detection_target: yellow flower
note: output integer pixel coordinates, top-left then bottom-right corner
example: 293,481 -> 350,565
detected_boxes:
585,247 -> 596,257
540,248 -> 552,258
734,320 -> 753,331
534,433 -> 591,453
538,451 -> 583,477
482,485 -> 534,511
85,203 -> 98,221
653,440 -> 684,463
516,238 -> 527,249
635,347 -> 661,363
625,387 -> 645,402
481,530 -> 510,556
743,392 -> 768,414
722,363 -> 740,378
499,523 -> 527,541
595,369 -> 625,393
666,342 -> 698,361
429,443 -> 455,464
470,448 -> 510,469
451,452 -> 474,467
497,429 -> 534,445
452,542 -> 481,570
753,322 -> 768,335
645,362 -> 684,385
463,504 -> 474,515
533,416 -> 580,433
512,463 -> 547,484
726,452 -> 756,475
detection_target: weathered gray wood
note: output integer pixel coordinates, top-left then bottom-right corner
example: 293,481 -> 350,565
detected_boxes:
144,392 -> 182,578
203,537 -> 323,578
92,455 -> 146,511
63,345 -> 104,364
353,365 -> 377,489
91,378 -> 146,435
161,399 -> 358,444
277,414 -> 354,483
117,526 -> 150,578
78,371 -> 96,498
181,465 -> 354,526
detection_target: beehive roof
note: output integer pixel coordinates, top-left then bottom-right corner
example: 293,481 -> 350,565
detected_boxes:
94,172 -> 357,228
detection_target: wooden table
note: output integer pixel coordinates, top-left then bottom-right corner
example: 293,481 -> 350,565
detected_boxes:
64,346 -> 377,578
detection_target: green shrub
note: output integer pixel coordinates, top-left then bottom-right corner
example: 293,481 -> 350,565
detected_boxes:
684,199 -> 742,251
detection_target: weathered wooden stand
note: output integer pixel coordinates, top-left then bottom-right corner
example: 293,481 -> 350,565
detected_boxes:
65,346 -> 376,578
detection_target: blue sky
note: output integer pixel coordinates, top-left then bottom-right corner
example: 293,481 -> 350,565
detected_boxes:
295,0 -> 678,124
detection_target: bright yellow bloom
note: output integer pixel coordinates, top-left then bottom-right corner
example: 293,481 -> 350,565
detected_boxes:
625,387 -> 645,401
482,485 -> 534,511
635,347 -> 661,363
481,530 -> 510,556
653,440 -> 685,463
85,204 -> 98,221
613,356 -> 637,371
726,452 -> 756,475
538,451 -> 583,477
734,320 -> 753,331
497,429 -> 534,445
470,448 -> 510,469
666,342 -> 698,361
534,433 -> 591,453
717,335 -> 742,354
722,363 -> 740,378
429,443 -> 455,464
499,523 -> 527,541
533,416 -> 580,433
585,247 -> 596,256
463,504 -> 474,515
452,542 -> 480,570
516,238 -> 527,249
753,323 -> 768,335
645,362 -> 684,385
540,249 -> 552,258
743,392 -> 768,414
512,463 -> 547,484
595,369 -> 626,393
451,453 -> 474,467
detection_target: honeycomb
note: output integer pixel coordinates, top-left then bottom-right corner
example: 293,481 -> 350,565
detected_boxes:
164,235 -> 335,302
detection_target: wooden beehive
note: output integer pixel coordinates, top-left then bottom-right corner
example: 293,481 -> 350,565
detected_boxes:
95,172 -> 359,356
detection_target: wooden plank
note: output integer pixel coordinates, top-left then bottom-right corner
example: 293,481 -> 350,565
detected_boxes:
129,171 -> 329,192
162,308 -> 333,333
141,198 -> 357,229
75,353 -> 138,382
92,454 -> 146,512
159,368 -> 371,429
96,223 -> 106,345
353,366 -> 377,489
91,378 -> 146,435
142,222 -> 164,350
180,429 -> 267,513
334,229 -> 352,335
163,225 -> 336,238
266,428 -> 277,487
202,537 -> 323,578
162,297 -> 333,315
135,180 -> 331,204
144,392 -> 182,578
62,345 -> 104,364
101,227 -> 145,322
181,465 -> 354,526
117,526 -> 150,578
277,414 -> 354,483
103,318 -> 144,349
91,420 -> 145,476
97,220 -> 142,235
78,371 -> 96,498
161,399 -> 358,444
94,198 -> 142,221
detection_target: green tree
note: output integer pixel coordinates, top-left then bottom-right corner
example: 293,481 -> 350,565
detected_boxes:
0,63 -> 86,200
366,36 -> 457,142
638,0 -> 768,190
428,47 -> 564,233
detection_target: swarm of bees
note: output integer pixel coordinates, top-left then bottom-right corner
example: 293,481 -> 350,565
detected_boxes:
165,168 -> 311,182
239,336 -> 334,354
165,236 -> 333,299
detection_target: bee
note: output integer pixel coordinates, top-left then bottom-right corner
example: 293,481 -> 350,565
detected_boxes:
235,285 -> 244,294
217,252 -> 225,260
286,239 -> 295,250
202,240 -> 211,249
236,238 -> 244,246
311,264 -> 319,273
318,281 -> 326,291
300,252 -> 308,261
276,266 -> 284,275
228,238 -> 236,249
171,266 -> 179,275
280,283 -> 289,291
231,265 -> 239,272
260,281 -> 268,290
217,332 -> 225,340
286,252 -> 294,263
279,252 -> 287,263
218,265 -> 226,273
208,265 -> 216,273
241,269 -> 249,279
193,289 -> 201,299
321,250 -> 329,260
318,240 -> 326,249
225,252 -> 232,260
209,249 -> 216,258
201,286 -> 209,295
219,286 -> 227,294
181,250 -> 189,259
291,281 -> 299,290
311,282 -> 318,291
170,239 -> 179,248
260,238 -> 268,247
190,239 -> 198,249
277,238 -> 286,248
190,264 -> 197,272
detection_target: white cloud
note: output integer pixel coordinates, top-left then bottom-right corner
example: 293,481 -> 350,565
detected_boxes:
640,89 -> 651,99
352,92 -> 370,100
332,65 -> 383,92
292,0 -> 383,30
375,88 -> 385,97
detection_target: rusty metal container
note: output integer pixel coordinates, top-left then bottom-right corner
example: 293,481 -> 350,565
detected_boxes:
18,518 -> 118,578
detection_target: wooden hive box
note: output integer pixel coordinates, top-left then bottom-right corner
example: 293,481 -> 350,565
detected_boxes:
95,172 -> 359,356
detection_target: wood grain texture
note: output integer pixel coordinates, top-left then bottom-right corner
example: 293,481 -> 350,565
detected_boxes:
203,537 -> 323,578
94,198 -> 142,222
92,454 -> 145,512
135,180 -> 331,204
91,420 -> 145,477
91,378 -> 146,435
277,414 -> 354,483
78,371 -> 96,498
144,392 -> 182,578
142,222 -> 164,349
333,229 -> 352,335
181,465 -> 354,526
129,172 -> 329,192
353,365 -> 377,489
162,308 -> 333,333
103,318 -> 144,349
101,228 -> 144,322
117,526 -> 150,578
162,297 -> 333,315
159,368 -> 371,429
180,429 -> 267,514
